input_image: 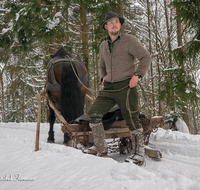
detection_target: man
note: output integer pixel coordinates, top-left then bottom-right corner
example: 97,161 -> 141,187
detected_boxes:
84,11 -> 151,165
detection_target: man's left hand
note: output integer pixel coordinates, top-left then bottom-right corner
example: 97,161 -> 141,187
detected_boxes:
129,75 -> 138,88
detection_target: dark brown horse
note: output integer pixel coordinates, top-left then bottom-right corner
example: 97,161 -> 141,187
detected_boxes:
46,47 -> 88,144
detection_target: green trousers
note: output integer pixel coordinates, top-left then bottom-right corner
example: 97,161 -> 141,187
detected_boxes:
87,78 -> 140,131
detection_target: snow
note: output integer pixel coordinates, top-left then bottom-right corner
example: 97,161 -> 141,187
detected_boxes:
176,118 -> 190,133
0,122 -> 200,190
46,12 -> 62,31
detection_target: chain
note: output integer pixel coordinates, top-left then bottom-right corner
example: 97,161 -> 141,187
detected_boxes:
107,138 -> 132,154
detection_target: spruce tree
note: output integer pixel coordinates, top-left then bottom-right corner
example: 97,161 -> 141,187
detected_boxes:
171,0 -> 200,59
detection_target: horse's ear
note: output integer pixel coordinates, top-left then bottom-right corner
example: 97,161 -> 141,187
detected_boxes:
53,46 -> 72,58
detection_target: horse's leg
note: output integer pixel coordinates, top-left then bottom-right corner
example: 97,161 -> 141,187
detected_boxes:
47,106 -> 56,143
62,95 -> 85,146
63,133 -> 71,145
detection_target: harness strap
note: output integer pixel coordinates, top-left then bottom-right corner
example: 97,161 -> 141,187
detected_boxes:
46,56 -> 88,92
47,66 -> 61,92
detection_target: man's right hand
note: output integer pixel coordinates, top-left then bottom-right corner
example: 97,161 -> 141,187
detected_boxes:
129,75 -> 138,88
102,77 -> 105,86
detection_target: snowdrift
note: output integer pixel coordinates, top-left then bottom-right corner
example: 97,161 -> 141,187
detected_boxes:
0,123 -> 200,190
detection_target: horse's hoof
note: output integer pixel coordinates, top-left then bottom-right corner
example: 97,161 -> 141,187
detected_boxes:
63,141 -> 72,147
47,140 -> 55,143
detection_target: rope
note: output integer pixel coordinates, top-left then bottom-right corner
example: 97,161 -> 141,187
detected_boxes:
66,55 -> 150,134
66,55 -> 129,93
126,88 -> 152,134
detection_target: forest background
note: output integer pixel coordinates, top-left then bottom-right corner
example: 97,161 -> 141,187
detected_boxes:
0,0 -> 200,134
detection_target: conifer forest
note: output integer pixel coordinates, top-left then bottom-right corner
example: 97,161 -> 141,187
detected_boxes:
0,0 -> 200,134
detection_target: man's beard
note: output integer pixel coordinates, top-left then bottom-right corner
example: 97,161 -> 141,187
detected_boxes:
109,30 -> 120,36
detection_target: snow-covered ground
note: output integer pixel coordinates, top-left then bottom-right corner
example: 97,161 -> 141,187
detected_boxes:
0,122 -> 200,190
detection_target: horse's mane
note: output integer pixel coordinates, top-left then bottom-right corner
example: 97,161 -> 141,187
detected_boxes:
51,46 -> 71,58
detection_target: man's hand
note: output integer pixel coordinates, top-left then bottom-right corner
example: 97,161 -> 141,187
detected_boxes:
129,75 -> 138,88
102,77 -> 105,86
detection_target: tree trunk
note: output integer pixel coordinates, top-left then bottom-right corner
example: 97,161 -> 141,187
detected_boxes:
66,7 -> 69,52
94,14 -> 99,97
154,0 -> 161,115
147,0 -> 154,115
164,0 -> 174,111
118,0 -> 124,33
79,4 -> 91,112
176,9 -> 189,128
192,106 -> 197,134
0,71 -> 5,122
22,82 -> 25,122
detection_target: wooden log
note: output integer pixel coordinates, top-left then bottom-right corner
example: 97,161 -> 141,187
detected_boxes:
105,128 -> 130,139
35,93 -> 41,151
62,123 -> 90,133
150,116 -> 164,127
145,147 -> 162,158
61,115 -> 164,133
109,120 -> 128,128
71,128 -> 131,143
63,120 -> 128,133
71,131 -> 93,143
109,116 -> 165,129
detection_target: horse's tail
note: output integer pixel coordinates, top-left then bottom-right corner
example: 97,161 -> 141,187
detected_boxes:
59,62 -> 84,122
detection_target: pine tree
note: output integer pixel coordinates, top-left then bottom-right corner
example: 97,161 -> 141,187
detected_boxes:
171,0 -> 200,59
170,0 -> 200,128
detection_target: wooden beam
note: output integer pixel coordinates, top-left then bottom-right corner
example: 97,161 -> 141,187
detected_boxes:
48,98 -> 67,125
35,93 -> 41,151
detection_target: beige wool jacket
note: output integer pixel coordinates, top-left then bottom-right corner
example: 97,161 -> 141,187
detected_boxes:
99,34 -> 151,83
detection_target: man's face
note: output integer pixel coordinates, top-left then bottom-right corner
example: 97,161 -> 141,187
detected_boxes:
105,17 -> 121,35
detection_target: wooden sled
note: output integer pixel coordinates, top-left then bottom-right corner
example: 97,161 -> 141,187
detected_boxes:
35,93 -> 162,159
61,119 -> 162,159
